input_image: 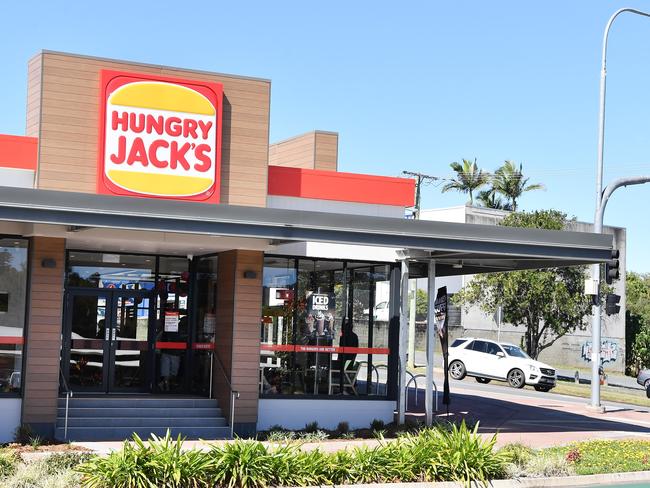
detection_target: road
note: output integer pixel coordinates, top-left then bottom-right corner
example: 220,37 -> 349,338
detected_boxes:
407,376 -> 650,447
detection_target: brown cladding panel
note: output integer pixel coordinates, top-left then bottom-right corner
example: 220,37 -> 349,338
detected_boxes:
268,132 -> 316,169
22,237 -> 65,427
29,52 -> 270,207
314,132 -> 338,171
211,250 -> 262,427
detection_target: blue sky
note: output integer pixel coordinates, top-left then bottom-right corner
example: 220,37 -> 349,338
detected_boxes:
2,1 -> 650,271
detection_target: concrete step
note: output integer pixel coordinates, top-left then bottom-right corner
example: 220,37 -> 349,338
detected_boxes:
55,426 -> 231,442
57,407 -> 222,418
56,416 -> 228,428
57,397 -> 219,409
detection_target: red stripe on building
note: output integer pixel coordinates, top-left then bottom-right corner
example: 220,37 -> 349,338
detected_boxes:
192,342 -> 215,350
0,135 -> 38,170
268,166 -> 415,207
0,336 -> 24,345
260,343 -> 389,355
155,341 -> 187,350
260,344 -> 295,352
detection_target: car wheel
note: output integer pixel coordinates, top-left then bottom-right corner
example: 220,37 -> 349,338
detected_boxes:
507,368 -> 526,389
449,360 -> 466,380
534,385 -> 552,392
475,377 -> 491,384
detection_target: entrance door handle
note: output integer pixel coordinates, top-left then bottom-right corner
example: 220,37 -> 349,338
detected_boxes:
112,329 -> 116,341
105,328 -> 110,341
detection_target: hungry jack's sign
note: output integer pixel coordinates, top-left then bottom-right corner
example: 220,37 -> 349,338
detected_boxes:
97,70 -> 223,203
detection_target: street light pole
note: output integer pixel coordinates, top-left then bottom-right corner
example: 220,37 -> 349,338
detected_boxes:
592,8 -> 650,409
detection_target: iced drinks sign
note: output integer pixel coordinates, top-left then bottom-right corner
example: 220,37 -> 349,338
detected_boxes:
97,70 -> 223,203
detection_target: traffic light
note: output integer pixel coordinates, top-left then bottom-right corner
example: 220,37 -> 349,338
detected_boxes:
605,293 -> 621,315
605,249 -> 620,285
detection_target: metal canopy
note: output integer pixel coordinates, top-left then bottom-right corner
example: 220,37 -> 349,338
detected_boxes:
0,186 -> 613,275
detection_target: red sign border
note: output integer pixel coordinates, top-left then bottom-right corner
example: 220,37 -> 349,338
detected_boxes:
97,69 -> 224,204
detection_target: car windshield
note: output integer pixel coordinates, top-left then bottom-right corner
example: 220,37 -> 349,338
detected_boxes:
502,345 -> 530,359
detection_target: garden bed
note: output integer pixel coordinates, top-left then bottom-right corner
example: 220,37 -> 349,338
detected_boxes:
3,427 -> 650,487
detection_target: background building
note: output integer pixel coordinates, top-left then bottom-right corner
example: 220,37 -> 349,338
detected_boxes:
419,205 -> 626,373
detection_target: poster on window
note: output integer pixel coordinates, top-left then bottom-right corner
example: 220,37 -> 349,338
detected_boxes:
164,311 -> 180,332
306,292 -> 336,337
434,286 -> 450,406
203,313 -> 216,334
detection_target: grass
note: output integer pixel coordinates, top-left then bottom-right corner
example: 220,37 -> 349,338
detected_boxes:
551,381 -> 649,407
545,440 -> 650,475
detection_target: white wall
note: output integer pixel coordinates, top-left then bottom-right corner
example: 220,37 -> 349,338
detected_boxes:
0,399 -> 21,442
272,241 -> 399,263
267,195 -> 405,218
0,169 -> 35,188
257,399 -> 395,430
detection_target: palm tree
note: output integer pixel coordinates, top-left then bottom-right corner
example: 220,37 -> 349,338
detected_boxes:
477,188 -> 512,210
492,161 -> 544,211
441,158 -> 490,205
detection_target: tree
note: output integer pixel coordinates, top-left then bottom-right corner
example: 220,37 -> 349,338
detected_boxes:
441,158 -> 489,205
491,161 -> 544,211
454,210 -> 593,359
415,288 -> 428,321
627,272 -> 650,372
476,188 -> 512,211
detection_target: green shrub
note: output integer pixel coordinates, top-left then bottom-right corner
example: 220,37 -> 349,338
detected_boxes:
298,430 -> 328,441
522,452 -> 574,478
336,421 -> 349,435
265,429 -> 296,442
0,448 -> 18,478
498,442 -> 534,467
370,418 -> 385,431
208,440 -> 274,488
4,459 -> 83,488
44,452 -> 92,474
304,421 -> 319,433
78,431 -> 210,488
13,425 -> 33,445
78,422 -> 506,488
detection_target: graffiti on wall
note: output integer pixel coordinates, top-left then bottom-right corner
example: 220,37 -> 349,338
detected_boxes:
581,340 -> 619,363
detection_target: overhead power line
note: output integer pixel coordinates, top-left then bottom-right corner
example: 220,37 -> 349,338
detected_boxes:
402,171 -> 439,219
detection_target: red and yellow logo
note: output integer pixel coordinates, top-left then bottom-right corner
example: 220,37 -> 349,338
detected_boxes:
98,70 -> 223,203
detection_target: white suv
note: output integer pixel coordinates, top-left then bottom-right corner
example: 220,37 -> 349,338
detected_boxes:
448,337 -> 556,392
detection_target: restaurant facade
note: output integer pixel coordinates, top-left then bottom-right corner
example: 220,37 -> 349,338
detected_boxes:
0,51 -> 614,441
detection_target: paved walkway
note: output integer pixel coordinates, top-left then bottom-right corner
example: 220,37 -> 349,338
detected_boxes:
76,382 -> 650,454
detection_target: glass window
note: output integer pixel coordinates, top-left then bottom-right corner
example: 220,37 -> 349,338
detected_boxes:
295,259 -> 345,395
67,252 -> 155,290
260,257 -> 296,395
451,338 -> 468,348
485,342 -> 502,355
0,239 -> 28,394
193,256 -> 218,395
471,340 -> 489,353
260,257 -> 392,399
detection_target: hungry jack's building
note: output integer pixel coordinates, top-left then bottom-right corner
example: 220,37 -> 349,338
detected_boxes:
0,51 -> 613,441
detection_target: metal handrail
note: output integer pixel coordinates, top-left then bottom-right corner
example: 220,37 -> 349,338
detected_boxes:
211,348 -> 239,438
59,367 -> 73,440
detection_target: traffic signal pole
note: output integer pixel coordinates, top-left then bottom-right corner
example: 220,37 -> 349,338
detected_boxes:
591,176 -> 650,409
591,8 -> 650,411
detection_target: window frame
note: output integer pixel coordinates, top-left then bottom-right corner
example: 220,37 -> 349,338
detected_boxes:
0,236 -> 30,399
260,254 -> 397,401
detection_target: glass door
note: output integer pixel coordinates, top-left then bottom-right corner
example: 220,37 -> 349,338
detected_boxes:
109,291 -> 151,393
64,289 -> 152,393
66,290 -> 112,392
